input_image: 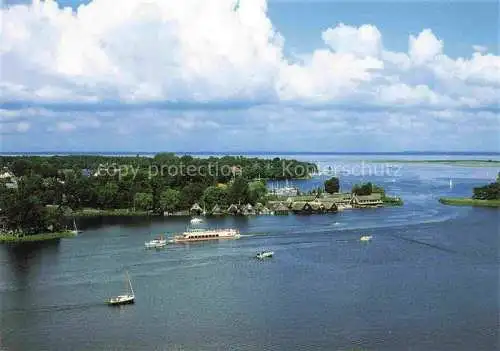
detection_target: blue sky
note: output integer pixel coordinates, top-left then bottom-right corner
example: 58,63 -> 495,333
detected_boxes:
1,0 -> 499,152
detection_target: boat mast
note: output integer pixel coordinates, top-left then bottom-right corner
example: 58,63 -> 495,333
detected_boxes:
126,271 -> 134,296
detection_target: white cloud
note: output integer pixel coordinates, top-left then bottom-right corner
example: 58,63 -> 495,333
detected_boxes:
472,45 -> 488,53
322,23 -> 383,57
408,29 -> 443,64
0,0 -> 498,112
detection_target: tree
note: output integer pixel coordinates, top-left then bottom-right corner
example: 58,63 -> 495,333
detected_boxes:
134,192 -> 153,211
228,177 -> 250,204
248,180 -> 267,205
11,159 -> 32,177
159,188 -> 181,213
97,183 -> 119,209
202,186 -> 228,210
352,182 -> 373,196
179,183 -> 205,209
324,177 -> 340,194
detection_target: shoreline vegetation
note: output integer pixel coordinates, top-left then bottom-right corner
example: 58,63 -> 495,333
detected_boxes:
0,231 -> 76,243
439,172 -> 500,208
439,198 -> 500,208
0,154 -> 403,243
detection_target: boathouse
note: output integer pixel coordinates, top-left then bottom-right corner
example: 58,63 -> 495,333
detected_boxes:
211,204 -> 224,216
190,203 -> 203,215
273,202 -> 290,215
351,193 -> 383,208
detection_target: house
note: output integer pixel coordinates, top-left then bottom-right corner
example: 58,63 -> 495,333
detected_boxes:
211,204 -> 224,216
309,201 -> 325,213
242,203 -> 255,216
318,200 -> 338,213
351,193 -> 383,208
190,203 -> 203,215
291,201 -> 313,214
260,206 -> 272,215
322,193 -> 352,205
272,202 -> 289,215
227,204 -> 241,215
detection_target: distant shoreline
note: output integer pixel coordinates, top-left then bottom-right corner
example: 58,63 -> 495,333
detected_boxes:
439,197 -> 500,208
366,160 -> 500,167
1,151 -> 499,157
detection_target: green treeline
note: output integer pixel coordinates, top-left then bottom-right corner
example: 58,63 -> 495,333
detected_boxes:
0,154 -> 316,235
473,172 -> 500,200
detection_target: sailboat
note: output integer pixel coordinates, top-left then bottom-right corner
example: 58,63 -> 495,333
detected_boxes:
70,219 -> 82,235
106,271 -> 135,306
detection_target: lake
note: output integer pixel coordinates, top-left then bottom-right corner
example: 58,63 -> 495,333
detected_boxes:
1,157 -> 498,350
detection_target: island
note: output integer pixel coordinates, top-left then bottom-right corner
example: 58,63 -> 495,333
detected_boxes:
439,172 -> 500,208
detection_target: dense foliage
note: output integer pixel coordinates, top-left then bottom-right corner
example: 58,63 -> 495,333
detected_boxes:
324,177 -> 340,194
0,154 -> 316,235
473,172 -> 500,200
351,182 -> 385,196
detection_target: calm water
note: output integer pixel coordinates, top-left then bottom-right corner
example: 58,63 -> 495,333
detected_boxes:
1,159 -> 498,351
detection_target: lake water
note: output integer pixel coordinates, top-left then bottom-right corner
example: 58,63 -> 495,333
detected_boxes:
1,157 -> 498,350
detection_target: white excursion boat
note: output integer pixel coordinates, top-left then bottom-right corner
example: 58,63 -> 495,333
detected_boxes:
106,271 -> 135,306
256,251 -> 274,259
171,228 -> 240,243
144,235 -> 167,249
190,217 -> 203,225
359,235 -> 373,242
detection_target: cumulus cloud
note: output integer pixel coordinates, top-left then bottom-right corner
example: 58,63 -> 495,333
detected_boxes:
1,0 -> 499,110
0,0 -> 499,152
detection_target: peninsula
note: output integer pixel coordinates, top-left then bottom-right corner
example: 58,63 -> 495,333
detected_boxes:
439,172 -> 500,208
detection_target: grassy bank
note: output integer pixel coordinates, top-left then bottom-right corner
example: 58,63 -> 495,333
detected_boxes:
439,197 -> 500,208
70,208 -> 153,217
382,196 -> 404,206
0,231 -> 76,243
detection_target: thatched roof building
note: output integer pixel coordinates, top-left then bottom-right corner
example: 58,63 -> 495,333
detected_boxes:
352,193 -> 383,208
190,203 -> 203,214
227,204 -> 240,215
273,202 -> 289,215
211,204 -> 224,215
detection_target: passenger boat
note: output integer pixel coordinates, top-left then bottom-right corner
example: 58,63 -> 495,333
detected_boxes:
256,251 -> 274,259
359,235 -> 373,242
171,228 -> 240,243
106,271 -> 135,306
144,235 -> 167,249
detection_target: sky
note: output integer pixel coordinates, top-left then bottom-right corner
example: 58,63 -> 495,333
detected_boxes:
0,0 -> 499,152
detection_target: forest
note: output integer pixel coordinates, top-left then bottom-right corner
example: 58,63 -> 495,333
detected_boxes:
0,154 -> 316,235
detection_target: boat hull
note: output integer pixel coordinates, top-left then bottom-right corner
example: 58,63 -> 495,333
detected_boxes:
173,235 -> 240,243
106,295 -> 135,306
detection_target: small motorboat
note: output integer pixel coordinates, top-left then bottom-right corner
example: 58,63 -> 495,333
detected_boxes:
190,217 -> 203,224
256,251 -> 274,259
359,235 -> 373,242
106,271 -> 135,306
144,235 -> 167,249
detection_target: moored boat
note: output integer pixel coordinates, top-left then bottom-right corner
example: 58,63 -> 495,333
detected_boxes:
256,250 -> 274,259
106,271 -> 135,306
172,228 -> 240,243
145,235 -> 167,249
359,235 -> 373,242
190,217 -> 203,225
